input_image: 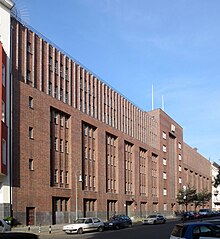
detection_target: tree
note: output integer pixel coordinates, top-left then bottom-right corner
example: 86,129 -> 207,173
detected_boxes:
213,167 -> 220,188
176,185 -> 197,211
194,188 -> 212,210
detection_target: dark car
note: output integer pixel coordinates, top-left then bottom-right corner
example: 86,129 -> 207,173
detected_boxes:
170,222 -> 220,239
0,232 -> 38,239
104,215 -> 132,230
181,211 -> 195,221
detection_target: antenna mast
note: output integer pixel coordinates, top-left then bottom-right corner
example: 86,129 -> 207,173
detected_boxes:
152,84 -> 154,110
162,95 -> 164,111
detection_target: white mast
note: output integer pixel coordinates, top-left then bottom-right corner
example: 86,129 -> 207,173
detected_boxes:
152,84 -> 154,110
162,95 -> 164,111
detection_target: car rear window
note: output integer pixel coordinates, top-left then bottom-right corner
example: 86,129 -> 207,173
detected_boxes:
171,225 -> 187,237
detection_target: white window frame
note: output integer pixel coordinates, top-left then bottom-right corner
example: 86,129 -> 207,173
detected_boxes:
2,101 -> 5,123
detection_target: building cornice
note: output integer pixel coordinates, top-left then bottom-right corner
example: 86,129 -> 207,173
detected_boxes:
0,0 -> 14,10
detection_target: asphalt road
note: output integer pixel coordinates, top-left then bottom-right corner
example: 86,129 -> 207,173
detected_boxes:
39,220 -> 178,239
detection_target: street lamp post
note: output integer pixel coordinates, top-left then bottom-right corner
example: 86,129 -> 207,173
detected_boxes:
75,172 -> 83,220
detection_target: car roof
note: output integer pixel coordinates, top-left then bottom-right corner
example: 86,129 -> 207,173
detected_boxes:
175,222 -> 216,226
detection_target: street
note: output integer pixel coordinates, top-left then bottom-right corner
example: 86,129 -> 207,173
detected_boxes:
39,220 -> 177,239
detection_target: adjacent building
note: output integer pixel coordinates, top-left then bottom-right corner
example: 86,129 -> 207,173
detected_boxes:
0,0 -> 14,219
211,162 -> 220,211
0,0 -> 214,225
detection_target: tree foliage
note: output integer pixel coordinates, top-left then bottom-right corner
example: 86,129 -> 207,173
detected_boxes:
194,188 -> 212,209
176,186 -> 212,211
213,168 -> 220,188
176,186 -> 197,211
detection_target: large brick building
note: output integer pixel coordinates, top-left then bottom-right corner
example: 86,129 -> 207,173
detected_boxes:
0,0 -> 212,225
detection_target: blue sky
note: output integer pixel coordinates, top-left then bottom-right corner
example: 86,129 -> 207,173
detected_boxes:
14,0 -> 220,162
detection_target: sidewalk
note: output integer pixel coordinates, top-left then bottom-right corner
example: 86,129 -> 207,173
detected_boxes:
11,224 -> 65,235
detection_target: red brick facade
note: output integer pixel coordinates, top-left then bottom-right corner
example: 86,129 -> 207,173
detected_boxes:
11,17 -> 212,225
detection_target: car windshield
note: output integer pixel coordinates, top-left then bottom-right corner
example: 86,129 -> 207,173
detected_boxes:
75,219 -> 86,224
147,215 -> 157,218
171,225 -> 187,237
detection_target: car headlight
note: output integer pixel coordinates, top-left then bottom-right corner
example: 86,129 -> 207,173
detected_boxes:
109,223 -> 113,226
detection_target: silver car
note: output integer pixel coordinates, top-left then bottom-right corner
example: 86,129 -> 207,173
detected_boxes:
0,219 -> 11,232
142,214 -> 166,225
63,217 -> 104,234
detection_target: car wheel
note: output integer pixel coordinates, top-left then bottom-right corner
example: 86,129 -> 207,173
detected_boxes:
163,220 -> 166,224
128,223 -> 132,228
97,226 -> 104,232
153,220 -> 156,224
77,228 -> 83,234
115,224 -> 120,230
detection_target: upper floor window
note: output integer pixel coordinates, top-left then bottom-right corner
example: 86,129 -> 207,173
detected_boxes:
162,131 -> 166,140
27,42 -> 31,53
178,142 -> 182,149
29,159 -> 34,170
29,96 -> 33,109
171,124 -> 175,132
29,127 -> 34,139
2,101 -> 5,123
2,63 -> 5,86
27,70 -> 31,83
163,145 -> 167,153
163,188 -> 167,196
2,139 -> 6,165
163,158 -> 167,165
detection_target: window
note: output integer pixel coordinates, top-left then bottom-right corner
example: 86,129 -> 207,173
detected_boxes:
27,42 -> 31,53
60,139 -> 63,152
163,172 -> 167,180
65,117 -> 69,128
163,188 -> 167,196
2,101 -> 5,123
55,60 -> 58,74
179,177 -> 182,183
49,57 -> 53,71
54,169 -> 58,183
60,170 -> 63,184
163,203 -> 167,211
162,131 -> 166,139
2,139 -> 6,165
54,113 -> 58,124
29,159 -> 34,170
48,82 -> 52,95
60,115 -> 64,126
65,171 -> 69,184
29,96 -> 33,109
178,154 -> 182,160
179,165 -> 182,172
29,127 -> 34,139
178,142 -> 182,149
163,145 -> 167,152
163,158 -> 167,165
2,63 -> 5,86
27,70 -> 31,83
54,86 -> 57,98
65,141 -> 69,154
171,124 -> 175,132
55,137 -> 58,151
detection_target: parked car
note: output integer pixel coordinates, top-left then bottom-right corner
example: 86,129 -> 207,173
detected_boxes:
104,215 -> 132,230
142,214 -> 166,225
0,219 -> 11,232
0,232 -> 38,238
181,211 -> 195,221
170,222 -> 220,239
199,209 -> 213,217
63,217 -> 104,234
